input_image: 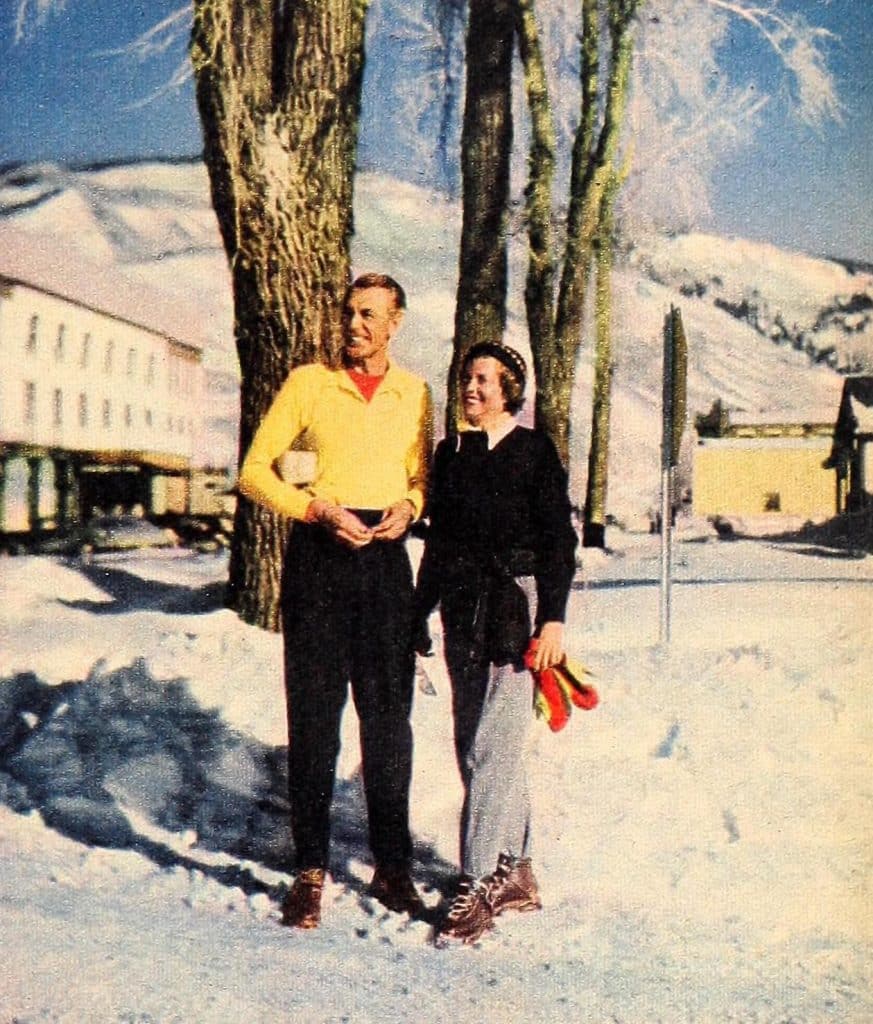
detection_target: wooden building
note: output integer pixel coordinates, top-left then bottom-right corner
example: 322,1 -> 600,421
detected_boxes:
692,403 -> 837,520
0,252 -> 207,534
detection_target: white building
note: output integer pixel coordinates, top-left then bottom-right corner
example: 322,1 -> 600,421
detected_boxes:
0,239 -> 208,533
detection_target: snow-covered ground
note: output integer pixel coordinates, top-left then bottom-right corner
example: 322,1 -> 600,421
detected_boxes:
1,534 -> 870,1023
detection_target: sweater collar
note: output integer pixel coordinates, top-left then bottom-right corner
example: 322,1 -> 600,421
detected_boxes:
458,414 -> 517,450
337,361 -> 404,397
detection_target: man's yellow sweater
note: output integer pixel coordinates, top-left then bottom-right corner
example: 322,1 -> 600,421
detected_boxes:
238,362 -> 433,521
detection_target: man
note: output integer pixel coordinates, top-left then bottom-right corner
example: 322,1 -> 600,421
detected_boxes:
238,273 -> 433,928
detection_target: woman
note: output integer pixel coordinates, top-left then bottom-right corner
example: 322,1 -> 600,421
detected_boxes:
415,341 -> 578,945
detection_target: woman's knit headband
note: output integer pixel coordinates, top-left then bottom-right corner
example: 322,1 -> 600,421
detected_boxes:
463,342 -> 527,389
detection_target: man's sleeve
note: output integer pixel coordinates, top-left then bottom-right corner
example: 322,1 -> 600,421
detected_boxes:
237,370 -> 315,521
404,382 -> 434,519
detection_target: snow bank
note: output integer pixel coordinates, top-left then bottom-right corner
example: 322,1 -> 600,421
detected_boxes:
1,539 -> 870,1022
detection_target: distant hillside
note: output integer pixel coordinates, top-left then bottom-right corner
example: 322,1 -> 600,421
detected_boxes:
1,158 -> 861,523
632,233 -> 873,375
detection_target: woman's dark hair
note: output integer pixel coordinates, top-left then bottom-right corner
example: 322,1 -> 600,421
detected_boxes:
462,342 -> 527,414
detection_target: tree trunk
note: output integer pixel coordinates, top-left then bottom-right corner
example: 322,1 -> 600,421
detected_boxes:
516,0 -> 557,407
448,0 -> 515,432
190,0 -> 368,631
582,170 -> 620,548
543,0 -> 638,468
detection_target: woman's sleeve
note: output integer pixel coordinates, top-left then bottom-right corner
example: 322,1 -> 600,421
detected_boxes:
531,434 -> 578,625
412,438 -> 450,622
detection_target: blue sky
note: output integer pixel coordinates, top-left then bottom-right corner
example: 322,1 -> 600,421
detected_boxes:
1,0 -> 870,262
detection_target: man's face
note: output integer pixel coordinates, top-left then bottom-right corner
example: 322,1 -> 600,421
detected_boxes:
342,287 -> 402,365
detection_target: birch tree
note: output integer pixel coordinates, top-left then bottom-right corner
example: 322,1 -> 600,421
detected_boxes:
450,0 -> 839,544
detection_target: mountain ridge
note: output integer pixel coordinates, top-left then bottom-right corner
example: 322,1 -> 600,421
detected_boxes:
1,158 -> 868,520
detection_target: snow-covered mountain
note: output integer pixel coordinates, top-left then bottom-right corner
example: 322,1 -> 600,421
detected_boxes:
1,157 -> 868,521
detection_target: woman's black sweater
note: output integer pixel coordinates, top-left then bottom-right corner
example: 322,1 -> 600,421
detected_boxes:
415,426 -> 578,649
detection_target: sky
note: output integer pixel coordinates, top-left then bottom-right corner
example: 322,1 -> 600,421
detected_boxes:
1,0 -> 870,263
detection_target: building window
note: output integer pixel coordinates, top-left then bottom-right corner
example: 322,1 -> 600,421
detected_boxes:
78,393 -> 88,427
81,333 -> 91,369
53,388 -> 63,426
146,354 -> 156,386
102,399 -> 111,428
126,347 -> 137,377
104,339 -> 114,373
55,324 -> 66,361
26,315 -> 38,352
145,408 -> 153,427
24,381 -> 36,423
124,403 -> 132,428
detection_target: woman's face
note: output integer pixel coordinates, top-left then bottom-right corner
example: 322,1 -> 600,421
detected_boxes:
461,356 -> 506,428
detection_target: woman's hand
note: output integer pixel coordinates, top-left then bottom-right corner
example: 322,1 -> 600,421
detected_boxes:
530,621 -> 564,671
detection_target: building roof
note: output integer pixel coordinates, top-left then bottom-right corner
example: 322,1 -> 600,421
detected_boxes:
727,409 -> 836,428
696,406 -> 834,441
0,224 -> 207,355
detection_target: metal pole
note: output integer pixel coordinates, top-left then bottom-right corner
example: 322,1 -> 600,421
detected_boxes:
659,463 -> 672,644
659,309 -> 673,645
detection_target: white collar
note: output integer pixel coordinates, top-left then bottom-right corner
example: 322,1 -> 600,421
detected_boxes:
459,415 -> 517,450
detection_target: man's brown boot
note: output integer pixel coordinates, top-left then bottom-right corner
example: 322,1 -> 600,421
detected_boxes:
368,865 -> 426,917
483,853 -> 542,916
281,868 -> 325,929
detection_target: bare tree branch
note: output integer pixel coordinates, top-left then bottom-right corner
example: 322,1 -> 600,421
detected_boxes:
95,8 -> 190,63
702,0 -> 842,125
14,0 -> 67,42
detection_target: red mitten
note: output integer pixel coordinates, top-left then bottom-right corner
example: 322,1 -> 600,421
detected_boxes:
525,639 -> 597,730
553,658 -> 599,711
534,665 -> 572,732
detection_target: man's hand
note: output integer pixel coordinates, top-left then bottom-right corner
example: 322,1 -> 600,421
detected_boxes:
308,499 -> 373,548
529,621 -> 564,671
372,499 -> 415,541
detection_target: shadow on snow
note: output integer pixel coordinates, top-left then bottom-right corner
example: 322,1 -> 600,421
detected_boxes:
0,658 -> 454,908
58,558 -> 227,615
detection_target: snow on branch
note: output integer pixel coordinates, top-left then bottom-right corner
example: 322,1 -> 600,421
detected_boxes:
14,0 -> 65,42
94,7 -> 191,63
704,0 -> 841,126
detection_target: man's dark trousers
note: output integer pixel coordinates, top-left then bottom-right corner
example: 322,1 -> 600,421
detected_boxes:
280,512 -> 415,872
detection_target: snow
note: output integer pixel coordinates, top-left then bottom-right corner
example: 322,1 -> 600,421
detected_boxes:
1,535 -> 871,1023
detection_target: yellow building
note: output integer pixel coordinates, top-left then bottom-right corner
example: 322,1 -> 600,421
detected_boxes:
692,405 -> 836,519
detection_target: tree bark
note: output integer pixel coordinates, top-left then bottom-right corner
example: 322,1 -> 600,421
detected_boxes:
582,169 -> 621,547
448,0 -> 515,432
542,0 -> 638,467
516,0 -> 557,404
514,0 -> 640,477
190,0 -> 369,630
